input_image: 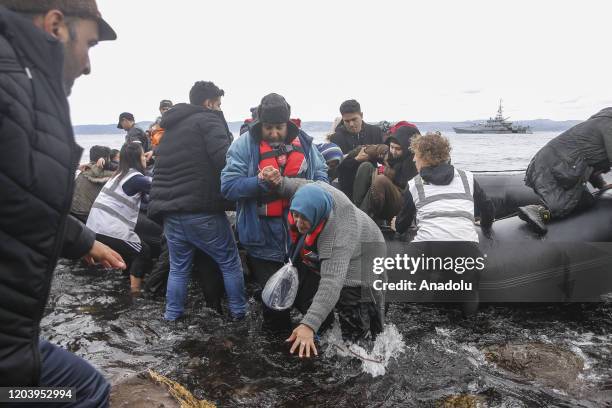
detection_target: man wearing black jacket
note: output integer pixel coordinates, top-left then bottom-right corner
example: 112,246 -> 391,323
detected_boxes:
149,81 -> 247,322
0,1 -> 124,405
330,99 -> 384,197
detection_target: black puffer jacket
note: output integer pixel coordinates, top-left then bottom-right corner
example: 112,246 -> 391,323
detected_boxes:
330,121 -> 383,154
525,107 -> 612,217
0,8 -> 95,386
149,103 -> 234,221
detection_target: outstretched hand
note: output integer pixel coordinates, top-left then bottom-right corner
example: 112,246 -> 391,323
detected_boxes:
286,324 -> 317,358
83,240 -> 126,270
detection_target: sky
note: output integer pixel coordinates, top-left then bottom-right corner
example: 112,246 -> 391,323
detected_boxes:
69,0 -> 612,125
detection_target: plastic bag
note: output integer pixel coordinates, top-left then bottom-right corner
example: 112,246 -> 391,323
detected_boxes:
261,261 -> 299,311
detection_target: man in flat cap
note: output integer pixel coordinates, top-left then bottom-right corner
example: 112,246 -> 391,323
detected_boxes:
0,0 -> 122,405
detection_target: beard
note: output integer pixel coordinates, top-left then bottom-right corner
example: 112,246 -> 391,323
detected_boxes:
62,40 -> 80,96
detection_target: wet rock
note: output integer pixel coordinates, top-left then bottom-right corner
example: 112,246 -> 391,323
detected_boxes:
483,343 -> 584,390
110,371 -> 216,408
438,394 -> 487,408
110,373 -> 180,408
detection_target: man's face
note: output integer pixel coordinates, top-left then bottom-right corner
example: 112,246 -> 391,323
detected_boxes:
120,118 -> 134,130
389,142 -> 404,159
204,97 -> 222,111
341,112 -> 363,134
159,107 -> 170,115
261,123 -> 287,144
62,18 -> 99,95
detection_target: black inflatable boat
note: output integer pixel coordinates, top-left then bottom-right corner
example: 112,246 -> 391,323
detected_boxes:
387,171 -> 612,302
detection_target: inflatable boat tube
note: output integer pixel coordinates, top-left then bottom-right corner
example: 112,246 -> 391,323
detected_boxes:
387,173 -> 612,303
476,189 -> 612,302
473,171 -> 541,218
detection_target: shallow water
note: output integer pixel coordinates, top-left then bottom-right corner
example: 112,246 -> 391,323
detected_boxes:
43,260 -> 611,407
56,131 -> 612,407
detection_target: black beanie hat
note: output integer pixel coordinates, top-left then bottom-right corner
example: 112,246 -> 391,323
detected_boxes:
257,93 -> 291,124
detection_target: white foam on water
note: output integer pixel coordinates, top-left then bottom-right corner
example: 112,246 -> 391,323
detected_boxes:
322,323 -> 406,377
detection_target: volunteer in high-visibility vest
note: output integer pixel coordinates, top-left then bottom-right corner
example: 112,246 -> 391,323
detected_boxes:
87,142 -> 153,293
395,132 -> 495,312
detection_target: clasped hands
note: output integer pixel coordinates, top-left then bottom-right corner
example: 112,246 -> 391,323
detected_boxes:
259,165 -> 282,188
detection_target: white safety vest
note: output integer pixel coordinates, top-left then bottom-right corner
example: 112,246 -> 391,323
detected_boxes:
408,168 -> 478,242
87,169 -> 142,244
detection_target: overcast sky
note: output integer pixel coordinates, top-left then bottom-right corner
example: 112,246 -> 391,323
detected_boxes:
69,0 -> 612,125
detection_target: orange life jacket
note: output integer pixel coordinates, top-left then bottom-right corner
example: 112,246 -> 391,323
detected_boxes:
150,126 -> 165,147
288,211 -> 326,271
258,139 -> 306,217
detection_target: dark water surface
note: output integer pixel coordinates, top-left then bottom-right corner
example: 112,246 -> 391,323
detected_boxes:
43,260 -> 612,407
59,131 -> 611,407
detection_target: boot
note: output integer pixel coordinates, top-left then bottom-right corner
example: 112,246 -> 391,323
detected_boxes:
517,205 -> 551,235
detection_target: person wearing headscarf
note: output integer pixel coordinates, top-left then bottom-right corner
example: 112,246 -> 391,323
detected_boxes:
260,177 -> 386,358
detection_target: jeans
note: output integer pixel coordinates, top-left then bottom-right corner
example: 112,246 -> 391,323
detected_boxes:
164,212 -> 247,320
14,340 -> 110,408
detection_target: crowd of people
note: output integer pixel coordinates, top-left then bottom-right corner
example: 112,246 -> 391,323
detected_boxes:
2,1 -> 612,406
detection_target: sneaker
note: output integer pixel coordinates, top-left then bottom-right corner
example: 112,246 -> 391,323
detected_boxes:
517,205 -> 550,235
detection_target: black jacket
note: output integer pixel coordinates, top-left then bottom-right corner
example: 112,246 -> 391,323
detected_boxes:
330,121 -> 383,154
333,121 -> 384,197
0,8 -> 95,386
396,164 -> 495,234
525,108 -> 612,217
149,103 -> 234,221
383,125 -> 420,189
125,126 -> 150,152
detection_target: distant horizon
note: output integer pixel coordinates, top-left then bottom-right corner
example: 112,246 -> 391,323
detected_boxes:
73,116 -> 584,127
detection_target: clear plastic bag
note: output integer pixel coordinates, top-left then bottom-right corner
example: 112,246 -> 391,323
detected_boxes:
261,261 -> 299,311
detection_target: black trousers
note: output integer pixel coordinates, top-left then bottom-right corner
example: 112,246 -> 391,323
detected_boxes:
248,255 -> 383,341
95,234 -> 150,278
135,211 -> 163,258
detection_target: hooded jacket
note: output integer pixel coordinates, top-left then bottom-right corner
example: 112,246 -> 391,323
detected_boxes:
396,163 -> 495,235
70,165 -> 115,222
148,103 -> 234,221
221,120 -> 328,262
383,125 -> 419,189
0,8 -> 95,385
525,107 -> 612,217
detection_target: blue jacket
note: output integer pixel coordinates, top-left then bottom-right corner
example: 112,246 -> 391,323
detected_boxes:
221,124 -> 328,262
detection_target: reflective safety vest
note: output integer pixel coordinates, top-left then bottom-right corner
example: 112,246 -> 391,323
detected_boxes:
258,139 -> 307,217
288,211 -> 326,272
408,168 -> 478,242
86,169 -> 143,244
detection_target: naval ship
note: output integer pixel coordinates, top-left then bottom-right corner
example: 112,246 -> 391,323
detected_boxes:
453,101 -> 532,134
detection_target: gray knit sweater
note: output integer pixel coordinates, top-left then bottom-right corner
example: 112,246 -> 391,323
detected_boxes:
279,179 -> 386,332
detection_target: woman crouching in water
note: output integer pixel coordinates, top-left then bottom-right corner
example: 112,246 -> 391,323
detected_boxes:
395,132 -> 495,313
264,176 -> 387,358
87,142 -> 152,293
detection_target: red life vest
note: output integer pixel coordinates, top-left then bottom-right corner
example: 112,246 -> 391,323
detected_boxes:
258,139 -> 306,217
288,211 -> 326,272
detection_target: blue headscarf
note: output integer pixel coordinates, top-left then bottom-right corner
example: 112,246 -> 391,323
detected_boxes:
289,184 -> 333,232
